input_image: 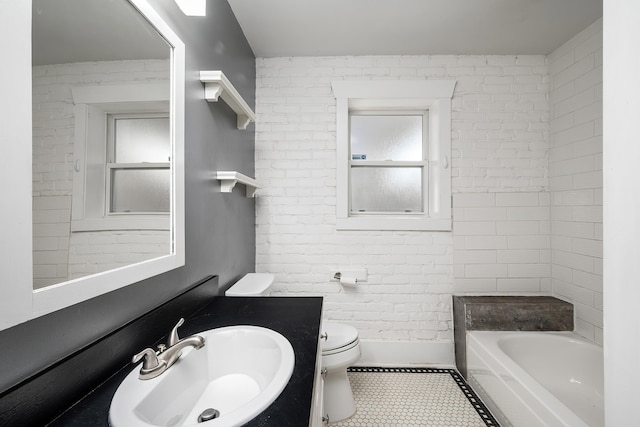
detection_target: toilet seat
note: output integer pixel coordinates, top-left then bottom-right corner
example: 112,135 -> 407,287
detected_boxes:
322,322 -> 359,355
323,339 -> 360,355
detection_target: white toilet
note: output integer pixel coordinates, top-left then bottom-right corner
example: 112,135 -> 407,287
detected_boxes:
225,273 -> 361,422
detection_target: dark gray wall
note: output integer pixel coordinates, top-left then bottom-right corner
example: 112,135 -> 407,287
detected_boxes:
0,0 -> 256,394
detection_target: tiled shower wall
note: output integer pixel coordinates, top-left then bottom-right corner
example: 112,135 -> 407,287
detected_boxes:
549,19 -> 603,343
255,55 -> 550,344
452,192 -> 550,293
32,60 -> 169,288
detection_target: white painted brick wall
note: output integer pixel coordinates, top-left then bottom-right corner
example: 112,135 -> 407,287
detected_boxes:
255,55 -> 549,344
32,60 -> 169,288
548,19 -> 603,344
67,230 -> 169,280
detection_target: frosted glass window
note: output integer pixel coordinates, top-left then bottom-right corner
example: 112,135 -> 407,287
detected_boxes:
350,115 -> 424,161
108,115 -> 170,214
110,169 -> 170,213
114,117 -> 170,163
350,167 -> 422,213
333,79 -> 454,230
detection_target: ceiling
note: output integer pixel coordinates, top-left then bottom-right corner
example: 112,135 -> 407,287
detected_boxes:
227,0 -> 603,57
32,0 -> 169,66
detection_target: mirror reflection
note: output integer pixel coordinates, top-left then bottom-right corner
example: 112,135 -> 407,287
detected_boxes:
32,0 -> 173,289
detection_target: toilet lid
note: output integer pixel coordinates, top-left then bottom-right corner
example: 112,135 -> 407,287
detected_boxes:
225,273 -> 274,296
321,322 -> 359,352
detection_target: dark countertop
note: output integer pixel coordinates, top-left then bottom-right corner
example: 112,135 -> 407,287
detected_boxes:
48,296 -> 323,427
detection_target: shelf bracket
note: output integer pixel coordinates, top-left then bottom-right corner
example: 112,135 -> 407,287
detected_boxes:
200,71 -> 256,130
216,171 -> 260,198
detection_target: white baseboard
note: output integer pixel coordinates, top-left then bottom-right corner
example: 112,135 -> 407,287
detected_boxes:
356,341 -> 455,368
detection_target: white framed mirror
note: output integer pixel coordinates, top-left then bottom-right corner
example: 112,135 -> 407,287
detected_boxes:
0,0 -> 185,330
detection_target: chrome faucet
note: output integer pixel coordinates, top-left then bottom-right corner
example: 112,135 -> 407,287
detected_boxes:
132,318 -> 205,380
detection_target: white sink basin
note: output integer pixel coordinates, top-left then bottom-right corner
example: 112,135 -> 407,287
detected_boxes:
109,325 -> 295,427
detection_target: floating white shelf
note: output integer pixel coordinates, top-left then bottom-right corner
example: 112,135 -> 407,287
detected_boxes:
216,171 -> 260,198
200,71 -> 256,130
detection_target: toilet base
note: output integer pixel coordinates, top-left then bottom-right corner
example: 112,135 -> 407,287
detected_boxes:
323,368 -> 356,422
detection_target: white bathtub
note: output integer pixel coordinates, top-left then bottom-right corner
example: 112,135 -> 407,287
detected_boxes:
466,331 -> 603,427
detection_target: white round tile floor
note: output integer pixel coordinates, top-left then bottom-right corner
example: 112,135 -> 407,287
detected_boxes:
329,368 -> 498,427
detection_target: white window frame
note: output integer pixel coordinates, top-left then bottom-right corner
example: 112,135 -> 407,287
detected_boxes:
71,84 -> 170,232
106,112 -> 171,215
349,110 -> 428,215
332,80 -> 456,231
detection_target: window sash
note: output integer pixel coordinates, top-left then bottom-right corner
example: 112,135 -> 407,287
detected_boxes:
105,163 -> 170,215
107,113 -> 170,164
348,110 -> 429,215
105,113 -> 170,215
349,163 -> 428,215
349,111 -> 428,162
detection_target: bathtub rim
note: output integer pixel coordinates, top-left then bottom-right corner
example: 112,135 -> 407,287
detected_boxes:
467,331 -> 602,427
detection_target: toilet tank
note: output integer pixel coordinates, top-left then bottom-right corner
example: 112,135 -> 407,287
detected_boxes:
225,273 -> 274,296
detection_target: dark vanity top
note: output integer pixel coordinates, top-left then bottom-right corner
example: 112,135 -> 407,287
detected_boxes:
47,296 -> 323,427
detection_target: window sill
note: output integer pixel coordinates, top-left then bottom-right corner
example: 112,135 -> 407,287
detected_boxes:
336,216 -> 451,231
71,216 -> 170,232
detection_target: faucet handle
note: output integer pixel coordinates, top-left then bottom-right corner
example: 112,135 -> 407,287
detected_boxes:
132,348 -> 160,370
133,348 -> 168,380
168,318 -> 185,346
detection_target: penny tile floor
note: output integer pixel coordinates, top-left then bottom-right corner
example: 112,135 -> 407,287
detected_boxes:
329,367 -> 499,427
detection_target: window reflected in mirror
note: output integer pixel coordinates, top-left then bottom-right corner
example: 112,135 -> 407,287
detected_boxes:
31,0 -> 173,289
108,115 -> 171,214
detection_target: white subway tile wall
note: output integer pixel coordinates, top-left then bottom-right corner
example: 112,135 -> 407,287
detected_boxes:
453,192 -> 550,294
256,19 -> 602,348
549,19 -> 603,344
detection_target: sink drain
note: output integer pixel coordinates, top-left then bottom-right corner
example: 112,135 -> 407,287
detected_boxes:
198,408 -> 221,423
